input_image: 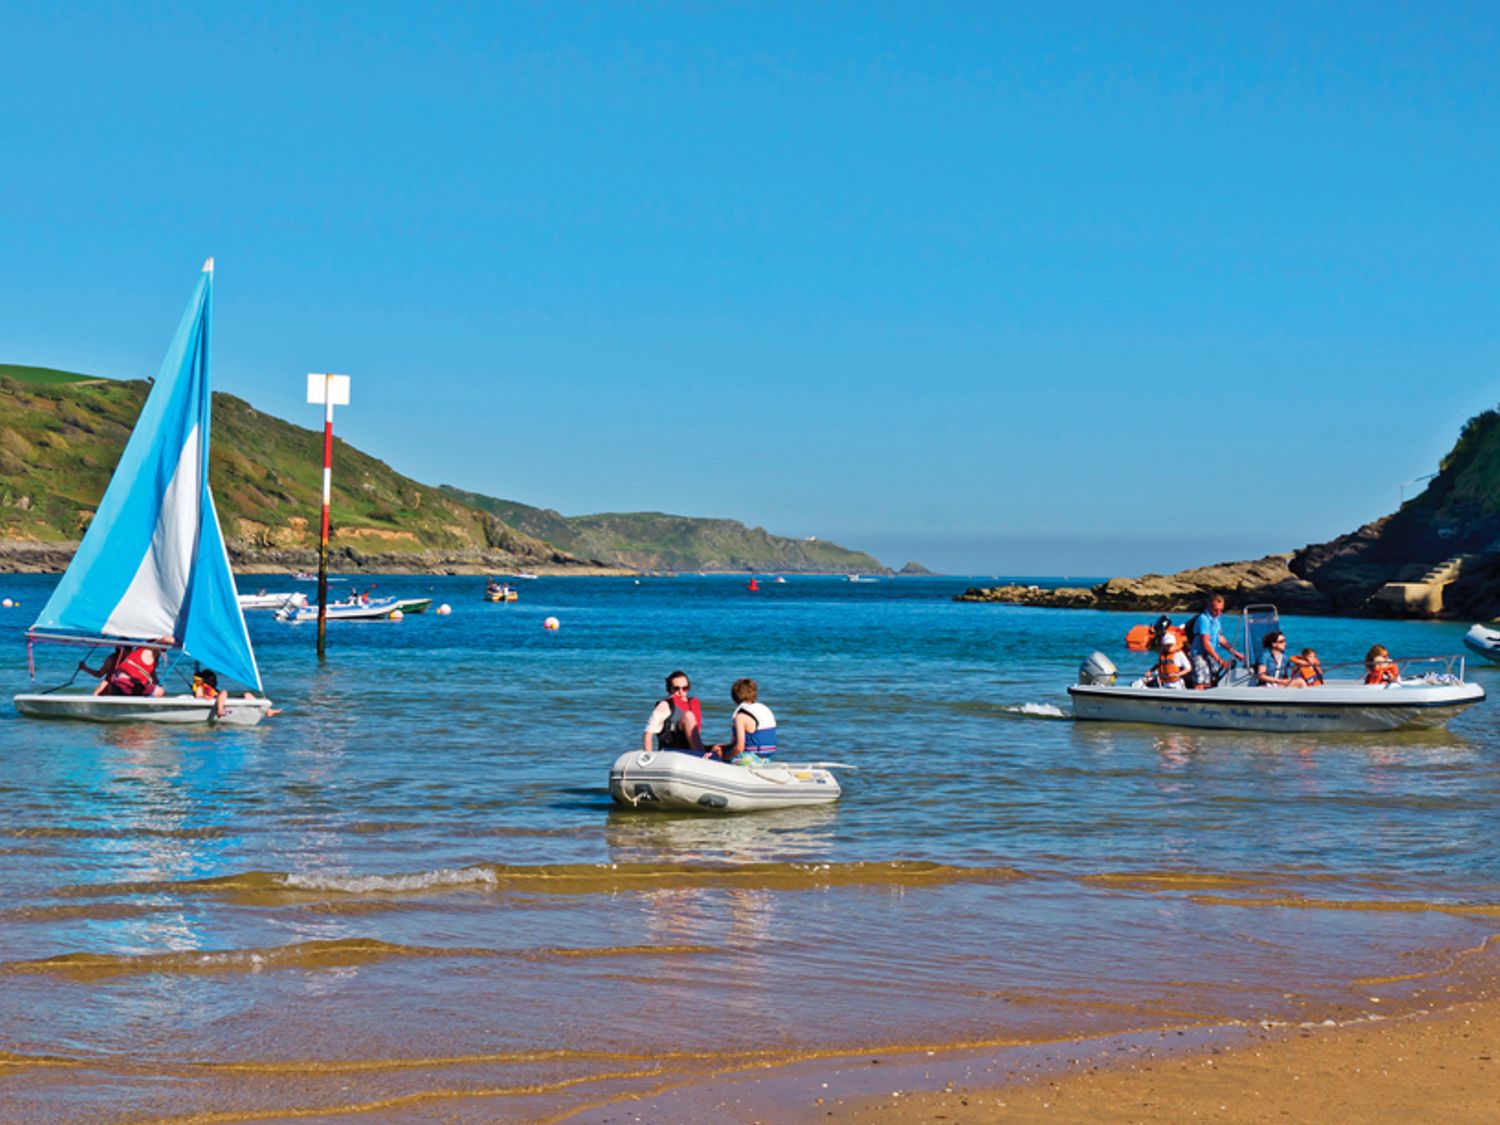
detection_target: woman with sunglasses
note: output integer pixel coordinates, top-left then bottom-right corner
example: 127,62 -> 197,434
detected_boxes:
1256,631 -> 1296,687
643,671 -> 704,754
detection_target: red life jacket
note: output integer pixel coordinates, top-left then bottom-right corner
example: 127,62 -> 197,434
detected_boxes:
657,695 -> 703,750
115,647 -> 157,686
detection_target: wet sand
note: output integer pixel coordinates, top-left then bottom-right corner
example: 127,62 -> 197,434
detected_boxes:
564,998 -> 1500,1123
821,1000 -> 1500,1123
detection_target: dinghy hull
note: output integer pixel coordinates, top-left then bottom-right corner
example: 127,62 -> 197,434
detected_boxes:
13,693 -> 272,726
609,750 -> 842,812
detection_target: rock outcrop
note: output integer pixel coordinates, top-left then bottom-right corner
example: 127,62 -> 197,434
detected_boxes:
959,404 -> 1500,621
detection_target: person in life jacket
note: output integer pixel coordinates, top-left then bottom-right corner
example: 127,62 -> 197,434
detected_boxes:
1255,630 -> 1296,687
643,670 -> 704,754
81,641 -> 169,698
1148,632 -> 1192,690
1290,648 -> 1324,686
1364,644 -> 1399,685
712,677 -> 778,763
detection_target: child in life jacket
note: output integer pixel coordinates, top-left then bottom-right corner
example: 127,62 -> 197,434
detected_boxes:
712,677 -> 778,764
1147,632 -> 1192,690
81,644 -> 167,698
1364,644 -> 1399,685
1290,648 -> 1324,686
192,668 -> 281,719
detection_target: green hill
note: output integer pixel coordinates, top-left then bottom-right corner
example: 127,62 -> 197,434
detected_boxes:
0,363 -> 891,575
440,486 -> 886,573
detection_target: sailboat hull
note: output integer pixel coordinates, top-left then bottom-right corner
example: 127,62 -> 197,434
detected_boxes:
13,693 -> 272,727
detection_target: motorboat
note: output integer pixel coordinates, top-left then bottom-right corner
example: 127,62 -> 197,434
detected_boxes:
14,261 -> 275,727
237,591 -> 307,611
277,595 -> 402,622
609,750 -> 852,812
484,582 -> 519,602
512,572 -> 539,580
1068,604 -> 1485,733
392,596 -> 432,614
1462,624 -> 1500,665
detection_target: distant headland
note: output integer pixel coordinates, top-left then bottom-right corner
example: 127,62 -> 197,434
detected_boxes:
959,405 -> 1500,621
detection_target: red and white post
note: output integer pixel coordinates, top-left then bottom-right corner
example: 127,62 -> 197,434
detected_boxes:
306,373 -> 351,660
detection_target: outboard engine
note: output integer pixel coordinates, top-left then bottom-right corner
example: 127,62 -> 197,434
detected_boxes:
1078,651 -> 1117,685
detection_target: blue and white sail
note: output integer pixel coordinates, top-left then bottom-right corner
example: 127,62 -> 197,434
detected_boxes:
31,260 -> 263,691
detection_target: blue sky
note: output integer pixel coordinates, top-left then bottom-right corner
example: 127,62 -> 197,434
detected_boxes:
1,3 -> 1495,574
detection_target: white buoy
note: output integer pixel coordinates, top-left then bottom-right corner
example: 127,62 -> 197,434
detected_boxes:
389,609 -> 405,621
0,598 -> 11,609
543,616 -> 560,631
436,603 -> 452,615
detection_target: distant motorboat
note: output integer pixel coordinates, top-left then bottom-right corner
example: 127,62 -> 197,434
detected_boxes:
237,591 -> 307,611
277,595 -> 402,623
846,574 -> 878,583
512,572 -> 539,580
774,576 -> 787,584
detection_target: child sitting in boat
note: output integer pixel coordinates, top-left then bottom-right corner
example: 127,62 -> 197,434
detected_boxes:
712,678 -> 778,764
1365,645 -> 1400,684
1290,648 -> 1324,685
1145,632 -> 1192,690
80,642 -> 169,698
193,669 -> 281,718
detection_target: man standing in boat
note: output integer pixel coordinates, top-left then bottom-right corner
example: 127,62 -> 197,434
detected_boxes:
1189,594 -> 1244,689
643,671 -> 704,754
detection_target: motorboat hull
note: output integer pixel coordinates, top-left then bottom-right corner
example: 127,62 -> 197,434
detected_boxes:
1463,625 -> 1500,665
1069,680 -> 1485,733
237,592 -> 307,611
278,597 -> 402,623
609,750 -> 843,812
13,693 -> 273,727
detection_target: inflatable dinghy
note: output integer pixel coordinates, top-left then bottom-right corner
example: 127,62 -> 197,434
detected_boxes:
609,750 -> 852,812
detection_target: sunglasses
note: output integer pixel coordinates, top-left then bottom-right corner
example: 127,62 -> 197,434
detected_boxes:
670,683 -> 690,692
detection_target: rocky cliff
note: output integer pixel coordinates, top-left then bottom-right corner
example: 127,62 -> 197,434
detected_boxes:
959,406 -> 1500,620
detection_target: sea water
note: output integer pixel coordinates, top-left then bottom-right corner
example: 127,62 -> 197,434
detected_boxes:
0,574 -> 1497,1121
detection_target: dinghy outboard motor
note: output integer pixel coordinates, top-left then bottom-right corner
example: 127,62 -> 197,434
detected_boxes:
1078,651 -> 1117,686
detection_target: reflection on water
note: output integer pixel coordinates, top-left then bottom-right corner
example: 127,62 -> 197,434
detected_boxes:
1,576 -> 1499,1120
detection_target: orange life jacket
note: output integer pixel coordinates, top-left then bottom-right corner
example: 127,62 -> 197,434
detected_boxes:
1156,653 -> 1188,684
1365,660 -> 1398,685
1291,657 -> 1324,685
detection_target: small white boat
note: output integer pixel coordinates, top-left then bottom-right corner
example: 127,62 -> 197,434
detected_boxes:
1068,605 -> 1484,733
1462,624 -> 1500,665
609,750 -> 851,812
512,572 -> 540,580
846,574 -> 878,583
13,261 -> 274,727
237,591 -> 307,611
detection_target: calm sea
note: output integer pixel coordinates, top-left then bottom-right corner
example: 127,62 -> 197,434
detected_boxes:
1,574 -> 1498,1122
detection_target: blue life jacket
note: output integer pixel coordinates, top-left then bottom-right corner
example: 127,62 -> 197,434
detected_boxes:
734,702 -> 777,755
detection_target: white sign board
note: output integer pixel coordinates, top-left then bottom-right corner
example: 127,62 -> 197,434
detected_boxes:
306,373 -> 351,406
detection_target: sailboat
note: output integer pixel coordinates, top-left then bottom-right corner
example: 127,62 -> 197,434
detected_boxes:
13,260 -> 275,726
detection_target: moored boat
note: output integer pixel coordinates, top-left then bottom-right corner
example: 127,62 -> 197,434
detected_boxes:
237,591 -> 307,611
609,750 -> 851,812
277,596 -> 399,622
1462,624 -> 1500,665
14,261 -> 274,726
1068,605 -> 1484,733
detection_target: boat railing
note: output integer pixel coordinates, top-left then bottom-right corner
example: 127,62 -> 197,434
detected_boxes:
1315,654 -> 1468,684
